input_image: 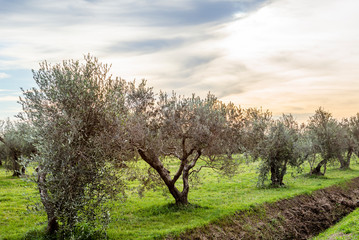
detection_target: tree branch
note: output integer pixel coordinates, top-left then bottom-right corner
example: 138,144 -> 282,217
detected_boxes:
189,164 -> 207,176
188,150 -> 202,169
171,161 -> 185,184
181,137 -> 186,160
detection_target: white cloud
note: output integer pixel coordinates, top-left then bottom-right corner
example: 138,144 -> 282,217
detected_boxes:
0,96 -> 19,102
1,0 -> 359,120
210,0 -> 359,118
0,73 -> 10,79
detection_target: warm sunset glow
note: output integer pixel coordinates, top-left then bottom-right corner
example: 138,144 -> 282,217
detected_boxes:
1,0 -> 358,121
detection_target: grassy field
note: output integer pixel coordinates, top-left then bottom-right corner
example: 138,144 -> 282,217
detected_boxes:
0,168 -> 46,239
1,158 -> 359,240
312,208 -> 359,240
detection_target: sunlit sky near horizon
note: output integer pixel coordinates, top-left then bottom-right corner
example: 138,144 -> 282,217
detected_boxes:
1,0 -> 359,122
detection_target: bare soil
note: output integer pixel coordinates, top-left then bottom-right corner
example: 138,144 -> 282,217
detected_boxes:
166,177 -> 359,240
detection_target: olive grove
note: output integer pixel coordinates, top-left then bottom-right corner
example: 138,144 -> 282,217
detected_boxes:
6,55 -> 359,238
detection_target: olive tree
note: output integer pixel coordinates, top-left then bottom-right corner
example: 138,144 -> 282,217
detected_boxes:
298,127 -> 318,173
254,114 -> 301,187
241,107 -> 272,159
19,55 -> 127,237
124,83 -> 236,205
223,103 -> 245,158
338,114 -> 359,169
351,114 -> 359,159
0,120 -> 35,176
307,108 -> 342,175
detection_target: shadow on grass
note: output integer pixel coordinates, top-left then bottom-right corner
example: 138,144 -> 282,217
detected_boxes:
24,228 -> 107,240
302,173 -> 329,179
135,202 -> 210,217
23,228 -> 54,240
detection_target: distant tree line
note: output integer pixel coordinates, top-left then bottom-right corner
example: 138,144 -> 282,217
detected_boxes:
1,55 -> 359,238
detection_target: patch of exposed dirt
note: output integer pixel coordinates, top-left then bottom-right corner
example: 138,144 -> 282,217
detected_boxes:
327,232 -> 353,240
166,177 -> 359,240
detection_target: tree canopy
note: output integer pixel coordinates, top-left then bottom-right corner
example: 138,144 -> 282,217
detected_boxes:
19,55 -> 127,237
124,84 -> 237,205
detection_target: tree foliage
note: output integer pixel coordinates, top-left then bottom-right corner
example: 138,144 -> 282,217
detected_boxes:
0,120 -> 35,176
124,83 -> 236,205
19,55 -> 127,237
254,114 -> 302,187
338,114 -> 359,169
241,107 -> 272,159
306,108 -> 342,175
223,103 -> 244,158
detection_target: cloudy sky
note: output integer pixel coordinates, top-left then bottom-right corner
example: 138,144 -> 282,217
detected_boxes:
1,0 -> 358,121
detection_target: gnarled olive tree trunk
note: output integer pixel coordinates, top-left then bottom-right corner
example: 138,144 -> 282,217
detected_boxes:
138,149 -> 200,205
310,159 -> 327,175
12,152 -> 25,177
270,164 -> 286,187
338,150 -> 352,170
36,166 -> 58,234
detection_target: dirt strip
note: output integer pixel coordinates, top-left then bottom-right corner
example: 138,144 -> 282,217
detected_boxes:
167,177 -> 359,240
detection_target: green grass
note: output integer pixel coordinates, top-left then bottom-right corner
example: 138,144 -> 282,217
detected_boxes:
312,208 -> 359,240
0,168 -> 46,240
1,159 -> 359,240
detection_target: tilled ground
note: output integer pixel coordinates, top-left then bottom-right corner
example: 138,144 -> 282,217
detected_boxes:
167,177 -> 359,240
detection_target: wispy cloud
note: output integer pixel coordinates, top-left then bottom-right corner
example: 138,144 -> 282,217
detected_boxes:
0,96 -> 19,102
107,38 -> 187,54
0,0 -> 266,68
215,0 -> 359,117
0,0 -> 358,120
0,73 -> 10,79
0,89 -> 17,92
